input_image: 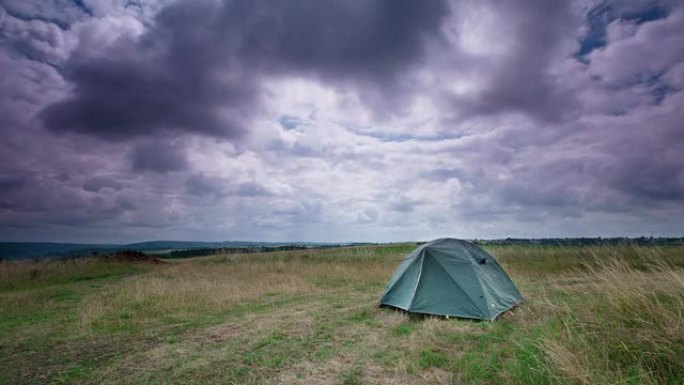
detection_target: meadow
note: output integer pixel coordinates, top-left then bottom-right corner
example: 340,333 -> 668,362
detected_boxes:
1,244 -> 683,385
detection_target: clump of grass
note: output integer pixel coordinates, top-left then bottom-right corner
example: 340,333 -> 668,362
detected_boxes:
542,256 -> 684,384
418,349 -> 449,369
340,364 -> 364,385
393,323 -> 414,337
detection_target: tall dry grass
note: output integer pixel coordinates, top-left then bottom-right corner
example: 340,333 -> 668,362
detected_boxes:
541,254 -> 684,385
0,259 -> 137,291
3,243 -> 683,385
78,248 -> 406,333
491,244 -> 684,276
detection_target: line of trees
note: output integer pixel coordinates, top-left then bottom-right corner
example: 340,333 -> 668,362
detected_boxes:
165,245 -> 315,259
474,237 -> 684,246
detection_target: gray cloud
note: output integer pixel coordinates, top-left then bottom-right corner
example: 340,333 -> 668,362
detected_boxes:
0,173 -> 27,190
185,174 -> 222,197
82,177 -> 125,192
1,0 -> 88,28
610,156 -> 684,202
185,174 -> 274,198
40,0 -> 449,141
131,142 -> 188,173
0,10 -> 71,64
2,0 -> 684,242
450,0 -> 582,123
235,182 -> 272,197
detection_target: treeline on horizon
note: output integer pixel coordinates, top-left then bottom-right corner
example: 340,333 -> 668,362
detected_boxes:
164,244 -> 334,259
173,237 -> 684,259
473,236 -> 684,246
2,237 -> 683,262
164,243 -> 385,259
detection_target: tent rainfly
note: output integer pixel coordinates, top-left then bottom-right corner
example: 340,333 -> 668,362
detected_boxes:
379,238 -> 523,321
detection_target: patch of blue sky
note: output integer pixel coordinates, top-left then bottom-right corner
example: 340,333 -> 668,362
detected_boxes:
124,1 -> 145,14
609,70 -> 679,104
336,118 -> 471,143
652,83 -> 677,104
621,4 -> 668,24
71,0 -> 93,16
278,116 -> 304,131
1,0 -> 92,29
576,2 -> 612,59
352,130 -> 469,143
575,1 -> 669,61
2,9 -> 70,30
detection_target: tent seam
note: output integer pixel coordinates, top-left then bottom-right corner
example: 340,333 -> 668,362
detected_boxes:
430,255 -> 490,318
471,265 -> 497,320
379,250 -> 420,301
465,250 -> 500,319
407,249 -> 425,311
466,244 -> 523,319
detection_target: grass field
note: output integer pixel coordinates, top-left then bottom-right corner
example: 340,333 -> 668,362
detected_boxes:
1,244 -> 683,384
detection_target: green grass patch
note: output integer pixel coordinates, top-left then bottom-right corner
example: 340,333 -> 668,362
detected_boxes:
392,322 -> 414,337
340,364 -> 364,385
418,349 -> 449,369
0,260 -> 139,292
0,244 -> 682,384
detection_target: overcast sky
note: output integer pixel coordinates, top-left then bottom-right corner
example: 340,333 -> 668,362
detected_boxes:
1,0 -> 683,243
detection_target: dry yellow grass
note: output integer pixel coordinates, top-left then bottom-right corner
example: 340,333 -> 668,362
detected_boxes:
1,244 -> 683,385
541,257 -> 684,385
0,258 -> 138,290
78,251 -> 398,331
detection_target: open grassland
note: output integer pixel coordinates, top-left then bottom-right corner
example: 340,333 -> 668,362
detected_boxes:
1,244 -> 683,385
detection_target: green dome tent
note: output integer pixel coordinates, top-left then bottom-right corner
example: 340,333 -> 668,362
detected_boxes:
379,238 -> 523,321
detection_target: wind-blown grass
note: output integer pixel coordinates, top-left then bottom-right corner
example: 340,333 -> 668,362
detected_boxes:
542,257 -> 684,384
0,259 -> 139,291
0,244 -> 682,384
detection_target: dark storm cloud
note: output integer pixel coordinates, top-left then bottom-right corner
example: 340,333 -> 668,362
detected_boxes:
185,174 -> 273,198
453,0 -> 581,123
185,174 -> 222,197
611,156 -> 684,201
131,142 -> 188,173
496,161 -> 591,209
3,0 -> 684,243
40,0 -> 450,141
0,170 -> 26,187
604,129 -> 684,203
82,177 -> 125,192
232,0 -> 447,87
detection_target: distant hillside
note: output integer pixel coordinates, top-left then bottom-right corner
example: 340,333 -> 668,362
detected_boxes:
0,240 -> 361,260
3,237 -> 681,261
0,243 -> 121,260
